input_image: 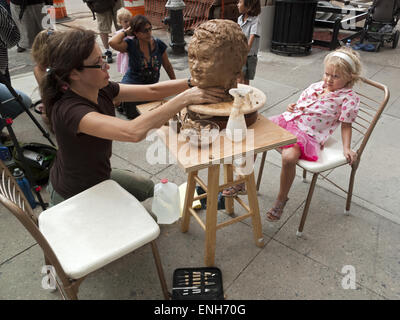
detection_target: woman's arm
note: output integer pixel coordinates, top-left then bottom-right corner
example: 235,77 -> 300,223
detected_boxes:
161,51 -> 176,80
117,79 -> 188,102
78,86 -> 226,143
341,122 -> 357,165
109,29 -> 128,53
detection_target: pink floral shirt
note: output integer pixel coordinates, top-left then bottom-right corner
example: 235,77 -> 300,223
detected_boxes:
282,81 -> 360,145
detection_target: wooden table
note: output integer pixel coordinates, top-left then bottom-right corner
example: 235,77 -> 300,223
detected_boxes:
152,109 -> 297,266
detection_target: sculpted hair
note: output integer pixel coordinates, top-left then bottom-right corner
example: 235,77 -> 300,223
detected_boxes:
188,19 -> 248,89
40,28 -> 96,131
324,47 -> 362,88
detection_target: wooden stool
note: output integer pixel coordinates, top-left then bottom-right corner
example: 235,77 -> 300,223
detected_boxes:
155,113 -> 296,267
181,164 -> 264,266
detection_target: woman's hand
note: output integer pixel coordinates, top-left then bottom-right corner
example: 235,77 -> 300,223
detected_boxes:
124,27 -> 132,36
287,103 -> 296,113
343,147 -> 357,165
180,87 -> 227,106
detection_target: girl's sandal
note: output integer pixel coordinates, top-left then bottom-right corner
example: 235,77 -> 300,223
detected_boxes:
222,183 -> 246,198
266,198 -> 289,222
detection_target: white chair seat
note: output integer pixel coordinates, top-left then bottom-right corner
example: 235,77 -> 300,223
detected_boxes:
38,180 -> 160,279
297,136 -> 348,173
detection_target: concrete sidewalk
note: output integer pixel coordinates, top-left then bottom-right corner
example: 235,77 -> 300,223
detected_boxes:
1,3 -> 400,300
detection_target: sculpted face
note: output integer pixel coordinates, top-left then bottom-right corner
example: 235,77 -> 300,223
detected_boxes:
188,19 -> 248,90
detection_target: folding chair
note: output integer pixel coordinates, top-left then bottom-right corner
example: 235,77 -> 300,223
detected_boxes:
0,161 -> 169,300
256,77 -> 390,236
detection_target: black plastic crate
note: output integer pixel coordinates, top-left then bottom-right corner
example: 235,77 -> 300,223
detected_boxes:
172,267 -> 224,300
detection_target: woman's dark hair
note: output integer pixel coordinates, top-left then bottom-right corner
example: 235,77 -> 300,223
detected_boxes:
245,0 -> 261,17
40,28 -> 96,131
129,14 -> 152,35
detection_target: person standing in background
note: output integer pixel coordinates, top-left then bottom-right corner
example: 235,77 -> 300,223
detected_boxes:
0,0 -> 11,14
84,0 -> 122,63
0,4 -> 31,142
9,0 -> 50,52
237,0 -> 261,85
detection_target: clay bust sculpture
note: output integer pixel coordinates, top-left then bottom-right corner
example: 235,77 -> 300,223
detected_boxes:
188,19 -> 249,92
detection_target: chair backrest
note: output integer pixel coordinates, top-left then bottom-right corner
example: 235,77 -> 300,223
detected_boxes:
352,77 -> 390,159
372,0 -> 398,22
0,160 -> 68,281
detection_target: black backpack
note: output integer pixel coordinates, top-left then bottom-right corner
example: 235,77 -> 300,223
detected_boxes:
83,0 -> 116,20
11,143 -> 57,186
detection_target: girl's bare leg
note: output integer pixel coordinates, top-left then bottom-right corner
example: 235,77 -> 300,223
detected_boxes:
266,145 -> 301,222
277,145 -> 301,202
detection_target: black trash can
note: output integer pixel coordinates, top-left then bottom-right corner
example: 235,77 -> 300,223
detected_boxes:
271,0 -> 318,56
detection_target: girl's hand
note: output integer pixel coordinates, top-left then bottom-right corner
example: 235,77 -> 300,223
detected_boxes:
287,103 -> 296,113
343,148 -> 357,165
182,87 -> 226,106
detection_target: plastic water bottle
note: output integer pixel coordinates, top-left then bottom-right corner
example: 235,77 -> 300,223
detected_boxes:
152,179 -> 180,224
13,168 -> 37,209
346,39 -> 351,48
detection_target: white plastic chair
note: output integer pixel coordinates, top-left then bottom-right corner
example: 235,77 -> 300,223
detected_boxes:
256,77 -> 390,236
0,161 -> 169,300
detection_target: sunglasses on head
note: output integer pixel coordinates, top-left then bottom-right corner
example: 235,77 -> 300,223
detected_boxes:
140,26 -> 152,33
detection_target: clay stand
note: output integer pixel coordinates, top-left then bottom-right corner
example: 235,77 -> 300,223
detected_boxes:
156,114 -> 296,266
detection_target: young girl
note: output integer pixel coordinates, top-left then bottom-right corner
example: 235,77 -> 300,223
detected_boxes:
109,15 -> 176,119
237,0 -> 261,85
115,7 -> 132,75
266,47 -> 362,222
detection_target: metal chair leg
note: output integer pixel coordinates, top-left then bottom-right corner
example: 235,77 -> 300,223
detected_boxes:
297,173 -> 319,237
150,241 -> 170,300
256,151 -> 267,191
302,169 -> 307,182
345,167 -> 357,215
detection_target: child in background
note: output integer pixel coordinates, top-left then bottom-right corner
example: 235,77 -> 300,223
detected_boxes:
115,8 -> 133,75
237,0 -> 261,85
221,0 -> 261,197
266,47 -> 362,222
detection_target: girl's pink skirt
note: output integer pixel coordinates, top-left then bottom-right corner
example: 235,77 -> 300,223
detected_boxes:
269,114 -> 319,162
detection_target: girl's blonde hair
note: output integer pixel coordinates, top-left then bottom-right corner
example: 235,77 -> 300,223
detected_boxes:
324,47 -> 362,88
31,29 -> 57,68
117,7 -> 132,23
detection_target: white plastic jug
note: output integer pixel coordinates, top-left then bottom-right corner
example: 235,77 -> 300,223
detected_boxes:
152,179 -> 181,224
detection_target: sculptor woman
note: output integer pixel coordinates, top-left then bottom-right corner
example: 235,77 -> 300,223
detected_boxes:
40,28 -> 225,205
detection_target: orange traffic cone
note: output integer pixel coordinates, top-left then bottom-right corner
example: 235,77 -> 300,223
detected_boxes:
53,0 -> 68,20
124,0 -> 145,17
